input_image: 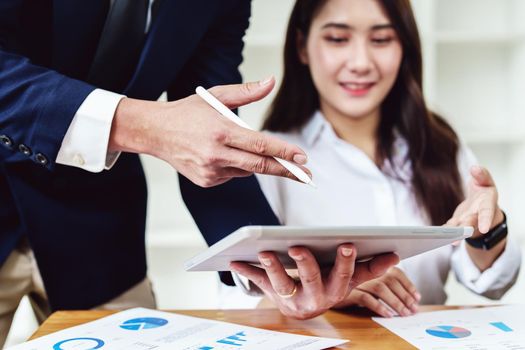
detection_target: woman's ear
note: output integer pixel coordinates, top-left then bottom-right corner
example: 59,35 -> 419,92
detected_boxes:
296,30 -> 309,64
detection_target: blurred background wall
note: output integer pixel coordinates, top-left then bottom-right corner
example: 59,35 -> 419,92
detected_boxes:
6,0 -> 524,346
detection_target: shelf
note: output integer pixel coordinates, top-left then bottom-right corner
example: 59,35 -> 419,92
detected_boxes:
461,130 -> 525,145
435,32 -> 525,45
434,0 -> 514,34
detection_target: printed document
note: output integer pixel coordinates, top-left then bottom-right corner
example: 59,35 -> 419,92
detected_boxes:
8,307 -> 348,350
373,305 -> 525,350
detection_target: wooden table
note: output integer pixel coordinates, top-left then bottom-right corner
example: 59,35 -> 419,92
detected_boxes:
30,306 -> 482,349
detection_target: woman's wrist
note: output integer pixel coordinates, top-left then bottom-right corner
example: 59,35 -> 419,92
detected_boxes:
490,208 -> 505,230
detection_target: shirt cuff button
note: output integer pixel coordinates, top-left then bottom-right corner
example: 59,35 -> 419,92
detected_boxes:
73,154 -> 85,166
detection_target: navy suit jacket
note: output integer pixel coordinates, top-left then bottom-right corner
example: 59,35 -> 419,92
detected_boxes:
0,0 -> 278,311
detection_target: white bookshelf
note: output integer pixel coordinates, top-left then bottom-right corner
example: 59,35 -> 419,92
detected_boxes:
411,0 -> 525,242
435,32 -> 525,45
414,0 -> 525,144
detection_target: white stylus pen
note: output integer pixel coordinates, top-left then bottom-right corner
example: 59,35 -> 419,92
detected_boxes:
196,86 -> 316,187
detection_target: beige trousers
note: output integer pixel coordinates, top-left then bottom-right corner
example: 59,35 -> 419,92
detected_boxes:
0,246 -> 156,348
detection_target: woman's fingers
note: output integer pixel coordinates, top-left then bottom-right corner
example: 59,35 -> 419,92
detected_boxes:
459,212 -> 479,231
476,193 -> 498,233
467,166 -> 499,233
470,165 -> 495,187
288,246 -> 324,296
351,289 -> 395,318
352,253 -> 399,286
392,268 -> 421,302
384,275 -> 418,314
445,216 -> 460,227
356,276 -> 411,317
449,211 -> 477,230
257,252 -> 297,298
325,244 -> 356,301
448,194 -> 497,234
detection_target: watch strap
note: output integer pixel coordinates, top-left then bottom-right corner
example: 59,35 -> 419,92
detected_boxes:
465,212 -> 508,250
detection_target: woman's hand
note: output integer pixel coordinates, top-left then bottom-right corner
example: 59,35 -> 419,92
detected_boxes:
230,244 -> 399,320
446,166 -> 504,236
338,267 -> 420,317
446,166 -> 507,271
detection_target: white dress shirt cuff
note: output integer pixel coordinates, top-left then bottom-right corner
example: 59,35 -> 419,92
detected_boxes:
56,89 -> 125,172
452,237 -> 521,298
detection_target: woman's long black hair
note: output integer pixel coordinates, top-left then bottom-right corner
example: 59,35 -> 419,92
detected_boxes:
263,0 -> 463,225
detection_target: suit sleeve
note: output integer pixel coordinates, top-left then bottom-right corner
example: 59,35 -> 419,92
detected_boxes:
0,0 -> 95,170
168,0 -> 281,285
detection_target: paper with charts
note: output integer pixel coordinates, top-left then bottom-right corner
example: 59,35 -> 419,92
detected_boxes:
8,307 -> 348,350
373,305 -> 525,350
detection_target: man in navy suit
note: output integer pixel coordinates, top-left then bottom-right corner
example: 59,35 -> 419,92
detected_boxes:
0,0 -> 309,345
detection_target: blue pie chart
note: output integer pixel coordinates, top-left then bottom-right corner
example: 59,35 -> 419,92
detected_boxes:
120,317 -> 168,331
426,325 -> 472,339
53,337 -> 105,350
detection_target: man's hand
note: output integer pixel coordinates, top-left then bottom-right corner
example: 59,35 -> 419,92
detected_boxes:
108,77 -> 310,187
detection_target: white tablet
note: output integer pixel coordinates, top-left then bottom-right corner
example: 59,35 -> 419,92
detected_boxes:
184,225 -> 473,271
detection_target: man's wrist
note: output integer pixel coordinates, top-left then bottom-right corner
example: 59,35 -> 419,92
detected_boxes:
56,89 -> 125,172
108,97 -> 160,156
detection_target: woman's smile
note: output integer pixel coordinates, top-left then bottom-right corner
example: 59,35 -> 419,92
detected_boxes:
339,81 -> 376,97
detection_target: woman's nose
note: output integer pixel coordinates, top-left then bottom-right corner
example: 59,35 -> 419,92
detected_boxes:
345,40 -> 373,75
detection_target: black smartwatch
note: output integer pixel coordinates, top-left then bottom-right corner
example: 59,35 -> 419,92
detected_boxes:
465,212 -> 508,250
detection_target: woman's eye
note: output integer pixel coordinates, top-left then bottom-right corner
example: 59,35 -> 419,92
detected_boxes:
371,37 -> 393,45
325,36 -> 348,44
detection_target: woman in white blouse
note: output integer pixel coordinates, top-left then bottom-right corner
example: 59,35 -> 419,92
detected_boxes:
230,0 -> 521,318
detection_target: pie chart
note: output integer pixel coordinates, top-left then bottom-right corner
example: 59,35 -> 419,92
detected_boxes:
53,337 -> 105,350
425,325 -> 471,339
120,317 -> 168,331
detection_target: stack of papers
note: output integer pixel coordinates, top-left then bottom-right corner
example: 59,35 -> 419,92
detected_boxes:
8,308 -> 348,350
373,305 -> 525,350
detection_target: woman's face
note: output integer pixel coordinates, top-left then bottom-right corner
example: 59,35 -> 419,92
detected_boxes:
300,0 -> 403,120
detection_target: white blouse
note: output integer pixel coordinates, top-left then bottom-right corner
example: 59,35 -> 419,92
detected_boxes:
219,111 -> 521,308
